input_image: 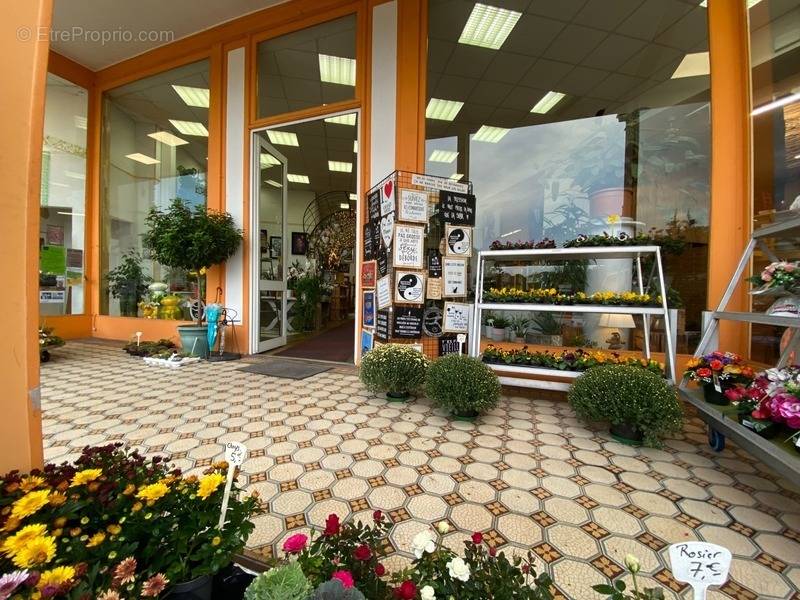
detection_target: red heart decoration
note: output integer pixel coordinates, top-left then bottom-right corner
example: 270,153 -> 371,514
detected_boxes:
383,180 -> 393,199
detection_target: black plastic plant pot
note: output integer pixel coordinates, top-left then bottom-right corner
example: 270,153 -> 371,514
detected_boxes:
737,414 -> 782,439
386,391 -> 410,402
609,422 -> 644,446
452,409 -> 480,422
702,383 -> 730,406
167,575 -> 212,600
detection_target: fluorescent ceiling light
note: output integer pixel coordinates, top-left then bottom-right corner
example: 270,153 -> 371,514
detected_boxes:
671,52 -> 710,79
260,153 -> 280,167
458,3 -> 522,50
265,179 -> 282,188
267,130 -> 299,146
126,153 -> 160,165
449,173 -> 463,181
752,92 -> 800,116
500,228 -> 522,238
473,125 -> 509,143
171,85 -> 210,108
349,193 -> 358,201
426,98 -> 464,121
340,202 -> 350,209
353,140 -> 358,153
287,174 -> 309,184
64,171 -> 85,180
429,149 -> 459,163
148,131 -> 189,147
169,119 -> 208,136
319,54 -> 356,86
57,211 -> 85,217
324,113 -> 356,126
328,161 -> 353,173
531,91 -> 565,114
74,116 -> 87,130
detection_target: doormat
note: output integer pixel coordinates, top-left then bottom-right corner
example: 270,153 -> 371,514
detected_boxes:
238,358 -> 331,380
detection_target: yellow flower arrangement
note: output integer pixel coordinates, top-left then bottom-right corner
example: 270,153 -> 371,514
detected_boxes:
87,532 -> 106,547
70,468 -> 103,487
38,565 -> 76,590
20,475 -> 45,492
136,482 -> 169,503
0,523 -> 47,558
197,473 -> 226,500
106,523 -> 122,535
11,489 -> 50,520
12,533 -> 56,568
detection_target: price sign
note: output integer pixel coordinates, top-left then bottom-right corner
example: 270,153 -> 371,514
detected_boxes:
219,442 -> 247,529
668,542 -> 731,600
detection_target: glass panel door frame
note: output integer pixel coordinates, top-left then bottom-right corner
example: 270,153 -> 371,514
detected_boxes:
250,134 -> 288,353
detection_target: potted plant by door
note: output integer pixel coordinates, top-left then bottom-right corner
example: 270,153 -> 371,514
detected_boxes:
568,365 -> 683,447
143,198 -> 242,358
425,354 -> 501,421
106,248 -> 151,317
359,343 -> 429,401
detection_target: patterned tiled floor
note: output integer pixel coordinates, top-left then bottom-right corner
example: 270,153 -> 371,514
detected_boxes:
41,342 -> 800,599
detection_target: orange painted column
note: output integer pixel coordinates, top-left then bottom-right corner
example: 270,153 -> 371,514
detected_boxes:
707,0 -> 751,355
0,0 -> 52,473
395,0 -> 426,172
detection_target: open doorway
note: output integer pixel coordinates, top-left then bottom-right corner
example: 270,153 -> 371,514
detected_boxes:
251,110 -> 359,362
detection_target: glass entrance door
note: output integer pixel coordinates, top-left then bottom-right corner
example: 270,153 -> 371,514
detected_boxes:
252,134 -> 288,353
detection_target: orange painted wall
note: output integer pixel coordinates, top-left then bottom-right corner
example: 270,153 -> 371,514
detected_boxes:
1,0 -> 52,473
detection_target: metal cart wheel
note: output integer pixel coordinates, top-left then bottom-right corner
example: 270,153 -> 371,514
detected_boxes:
708,427 -> 725,452
40,350 -> 50,363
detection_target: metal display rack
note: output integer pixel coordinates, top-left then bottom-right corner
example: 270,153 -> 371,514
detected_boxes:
470,245 -> 676,390
678,216 -> 800,486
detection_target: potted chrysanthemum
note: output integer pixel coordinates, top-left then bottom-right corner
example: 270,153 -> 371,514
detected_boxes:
359,344 -> 429,401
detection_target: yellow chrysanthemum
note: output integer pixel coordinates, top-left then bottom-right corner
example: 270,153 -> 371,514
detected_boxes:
70,468 -> 102,487
106,524 -> 122,535
136,482 -> 169,502
197,473 -> 225,500
87,532 -> 106,547
19,475 -> 45,492
37,565 -> 76,590
1,523 -> 47,557
11,490 -> 50,520
12,534 -> 56,568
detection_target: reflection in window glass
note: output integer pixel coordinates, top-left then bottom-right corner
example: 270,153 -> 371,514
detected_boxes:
256,14 -> 357,119
100,60 -> 210,318
749,0 -> 800,364
39,74 -> 88,317
426,0 -> 711,353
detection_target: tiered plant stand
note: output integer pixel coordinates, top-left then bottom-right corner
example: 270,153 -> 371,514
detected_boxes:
678,217 -> 800,486
470,246 -> 676,390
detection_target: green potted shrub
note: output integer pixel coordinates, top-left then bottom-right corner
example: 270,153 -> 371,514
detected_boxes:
426,354 -> 501,420
143,198 -> 242,357
359,343 -> 429,401
105,248 -> 151,317
526,312 -> 563,346
489,316 -> 510,342
568,365 -> 683,447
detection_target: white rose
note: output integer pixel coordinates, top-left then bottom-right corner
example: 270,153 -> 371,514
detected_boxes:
437,521 -> 450,534
446,557 -> 471,582
411,530 -> 437,559
420,585 -> 436,600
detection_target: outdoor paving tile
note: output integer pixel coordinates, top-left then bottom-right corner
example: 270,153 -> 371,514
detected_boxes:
40,342 -> 800,599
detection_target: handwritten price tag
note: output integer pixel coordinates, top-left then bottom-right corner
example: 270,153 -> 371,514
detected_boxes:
218,442 -> 248,529
668,542 -> 731,600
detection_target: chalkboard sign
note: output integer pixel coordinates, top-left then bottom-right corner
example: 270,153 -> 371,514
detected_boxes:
423,304 -> 443,337
367,190 -> 381,222
392,307 -> 424,338
439,190 -> 476,226
439,335 -> 464,356
376,248 -> 389,277
375,310 -> 390,341
363,223 -> 375,260
428,249 -> 442,278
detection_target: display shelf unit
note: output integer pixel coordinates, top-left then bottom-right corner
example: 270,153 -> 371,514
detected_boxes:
679,217 -> 800,478
470,245 -> 676,390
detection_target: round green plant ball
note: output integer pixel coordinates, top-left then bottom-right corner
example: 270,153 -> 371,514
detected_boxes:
425,354 -> 501,416
359,344 -> 429,394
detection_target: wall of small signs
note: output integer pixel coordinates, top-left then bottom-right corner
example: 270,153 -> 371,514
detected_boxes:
359,171 -> 474,359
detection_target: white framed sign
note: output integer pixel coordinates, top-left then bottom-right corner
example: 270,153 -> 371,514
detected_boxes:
443,302 -> 470,333
376,275 -> 392,309
395,271 -> 425,304
442,257 -> 467,297
393,224 -> 425,269
445,224 -> 473,257
398,189 -> 428,223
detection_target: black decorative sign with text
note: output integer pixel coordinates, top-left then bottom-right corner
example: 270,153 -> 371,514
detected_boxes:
428,249 -> 442,278
392,307 -> 423,338
363,222 -> 375,260
439,190 -> 476,226
368,190 -> 381,223
375,310 -> 390,341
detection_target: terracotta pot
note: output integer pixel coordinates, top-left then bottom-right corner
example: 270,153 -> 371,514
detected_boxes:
588,187 -> 633,219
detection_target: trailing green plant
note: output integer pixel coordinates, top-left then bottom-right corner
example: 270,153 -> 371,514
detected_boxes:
244,562 -> 311,600
568,365 -> 683,447
308,577 -> 368,599
105,249 -> 151,316
359,344 -> 429,395
123,338 -> 176,357
143,198 -> 243,325
425,355 -> 501,416
290,264 -> 323,331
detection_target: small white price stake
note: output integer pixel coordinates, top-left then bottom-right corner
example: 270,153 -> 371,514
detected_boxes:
218,442 -> 247,530
135,331 -> 143,347
456,333 -> 466,355
668,542 -> 731,600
